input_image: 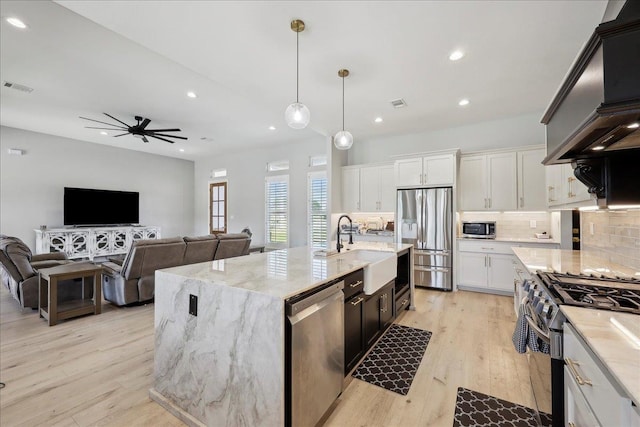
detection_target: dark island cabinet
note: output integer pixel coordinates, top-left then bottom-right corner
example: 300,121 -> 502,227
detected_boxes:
363,280 -> 395,350
344,292 -> 365,374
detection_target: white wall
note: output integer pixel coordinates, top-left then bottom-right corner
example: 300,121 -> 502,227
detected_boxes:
194,136 -> 326,248
348,112 -> 545,165
0,126 -> 195,249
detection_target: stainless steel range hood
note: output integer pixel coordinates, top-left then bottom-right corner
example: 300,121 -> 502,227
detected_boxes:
541,0 -> 640,206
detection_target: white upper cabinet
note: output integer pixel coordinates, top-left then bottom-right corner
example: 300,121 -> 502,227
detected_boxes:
546,163 -> 591,207
459,152 -> 517,211
360,164 -> 395,212
517,149 -> 547,210
395,153 -> 455,188
342,167 -> 360,212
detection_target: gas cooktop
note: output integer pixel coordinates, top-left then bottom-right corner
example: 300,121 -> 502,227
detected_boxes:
537,272 -> 640,315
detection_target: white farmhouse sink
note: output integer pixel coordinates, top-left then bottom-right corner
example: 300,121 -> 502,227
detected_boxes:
338,250 -> 397,295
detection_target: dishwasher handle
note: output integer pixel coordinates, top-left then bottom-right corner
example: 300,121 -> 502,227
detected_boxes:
286,281 -> 344,317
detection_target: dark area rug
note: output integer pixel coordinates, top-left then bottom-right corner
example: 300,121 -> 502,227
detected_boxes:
352,324 -> 432,395
453,387 -> 552,427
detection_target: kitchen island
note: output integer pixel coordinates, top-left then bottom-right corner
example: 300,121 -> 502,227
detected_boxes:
150,243 -> 412,427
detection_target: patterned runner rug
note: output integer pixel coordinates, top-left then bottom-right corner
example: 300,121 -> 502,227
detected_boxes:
352,324 -> 432,395
453,387 -> 552,427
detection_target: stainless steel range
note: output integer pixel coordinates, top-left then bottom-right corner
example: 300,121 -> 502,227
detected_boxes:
522,271 -> 640,427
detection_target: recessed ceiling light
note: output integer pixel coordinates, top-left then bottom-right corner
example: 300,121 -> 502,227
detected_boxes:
100,131 -> 108,135
627,122 -> 639,129
458,99 -> 470,106
374,117 -> 383,123
269,126 -> 276,130
6,17 -> 27,29
179,148 -> 185,152
449,50 -> 464,61
186,91 -> 197,98
592,145 -> 605,151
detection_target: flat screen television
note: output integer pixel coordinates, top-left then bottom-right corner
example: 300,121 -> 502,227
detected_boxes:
64,187 -> 139,226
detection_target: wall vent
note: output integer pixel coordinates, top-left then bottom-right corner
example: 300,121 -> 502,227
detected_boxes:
390,98 -> 407,108
3,81 -> 34,93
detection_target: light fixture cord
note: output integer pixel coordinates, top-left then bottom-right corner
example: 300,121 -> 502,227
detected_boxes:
296,29 -> 299,103
342,75 -> 345,131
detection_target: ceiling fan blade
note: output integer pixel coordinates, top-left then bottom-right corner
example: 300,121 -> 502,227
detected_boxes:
151,133 -> 188,140
144,128 -> 181,132
142,136 -> 149,143
103,113 -> 131,128
139,118 -> 151,129
79,117 -> 127,129
84,126 -> 127,131
113,133 -> 130,137
148,135 -> 175,144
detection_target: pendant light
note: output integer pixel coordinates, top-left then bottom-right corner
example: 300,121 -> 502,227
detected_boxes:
334,69 -> 353,150
285,19 -> 310,129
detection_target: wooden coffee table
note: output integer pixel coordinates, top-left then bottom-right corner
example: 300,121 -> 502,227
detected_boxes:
38,263 -> 103,326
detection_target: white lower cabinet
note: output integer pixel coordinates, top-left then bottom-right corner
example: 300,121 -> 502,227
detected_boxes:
458,251 -> 514,293
564,323 -> 635,427
458,252 -> 488,288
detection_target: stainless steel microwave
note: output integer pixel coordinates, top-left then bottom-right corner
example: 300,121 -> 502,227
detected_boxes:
462,221 -> 496,239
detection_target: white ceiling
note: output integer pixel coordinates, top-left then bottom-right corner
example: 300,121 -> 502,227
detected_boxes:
0,0 -> 607,160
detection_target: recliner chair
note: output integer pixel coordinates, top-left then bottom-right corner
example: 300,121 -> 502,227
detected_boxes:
0,234 -> 86,308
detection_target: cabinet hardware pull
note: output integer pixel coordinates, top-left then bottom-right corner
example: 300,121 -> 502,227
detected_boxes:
520,197 -> 524,208
564,357 -> 592,386
484,198 -> 487,208
488,198 -> 491,208
350,280 -> 363,288
484,256 -> 487,267
568,423 -> 576,427
401,299 -> 408,306
481,247 -> 493,250
350,297 -> 364,306
488,256 -> 491,267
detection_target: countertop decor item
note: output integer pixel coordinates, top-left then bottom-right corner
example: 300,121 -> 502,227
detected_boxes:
334,69 -> 353,150
284,19 -> 310,129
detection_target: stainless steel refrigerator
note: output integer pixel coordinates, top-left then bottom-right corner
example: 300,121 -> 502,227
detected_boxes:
397,187 -> 453,290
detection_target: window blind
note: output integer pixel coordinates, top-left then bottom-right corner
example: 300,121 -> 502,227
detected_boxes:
308,172 -> 328,249
265,175 -> 289,246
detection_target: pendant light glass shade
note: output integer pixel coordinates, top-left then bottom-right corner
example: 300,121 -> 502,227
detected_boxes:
334,130 -> 353,150
334,68 -> 353,150
285,102 -> 310,129
286,20 -> 310,129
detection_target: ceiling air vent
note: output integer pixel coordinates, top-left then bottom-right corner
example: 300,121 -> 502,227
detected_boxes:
390,98 -> 407,108
3,81 -> 34,93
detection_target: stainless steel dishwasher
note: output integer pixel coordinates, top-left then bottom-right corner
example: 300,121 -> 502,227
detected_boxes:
286,280 -> 344,427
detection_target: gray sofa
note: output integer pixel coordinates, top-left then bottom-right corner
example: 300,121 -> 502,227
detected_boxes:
0,234 -> 89,308
101,233 -> 251,306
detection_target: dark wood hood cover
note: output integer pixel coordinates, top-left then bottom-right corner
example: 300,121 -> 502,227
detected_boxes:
542,1 -> 640,166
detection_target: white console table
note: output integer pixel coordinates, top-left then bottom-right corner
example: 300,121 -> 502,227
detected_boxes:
34,226 -> 161,260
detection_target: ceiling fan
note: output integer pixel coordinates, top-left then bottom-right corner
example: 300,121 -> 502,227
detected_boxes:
80,113 -> 187,144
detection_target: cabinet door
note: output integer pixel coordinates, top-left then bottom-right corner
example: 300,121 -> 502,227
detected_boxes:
517,149 -> 546,210
546,164 -> 564,206
344,294 -> 365,375
377,164 -> 396,212
564,367 -> 600,427
395,158 -> 423,187
487,254 -> 515,293
458,252 -> 488,287
424,154 -> 455,186
565,165 -> 590,203
487,152 -> 517,210
363,294 -> 381,348
342,167 -> 360,212
459,156 -> 487,211
359,166 -> 380,211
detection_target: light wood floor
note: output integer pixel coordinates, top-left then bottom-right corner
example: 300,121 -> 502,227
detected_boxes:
0,286 -> 532,427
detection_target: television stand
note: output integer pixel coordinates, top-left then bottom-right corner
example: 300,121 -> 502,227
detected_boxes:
34,225 -> 161,260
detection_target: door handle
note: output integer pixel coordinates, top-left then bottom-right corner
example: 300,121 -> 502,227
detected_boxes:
350,296 -> 364,306
350,280 -> 363,288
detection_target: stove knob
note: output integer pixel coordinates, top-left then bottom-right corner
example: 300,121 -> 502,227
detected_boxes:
545,305 -> 554,319
523,281 -> 531,291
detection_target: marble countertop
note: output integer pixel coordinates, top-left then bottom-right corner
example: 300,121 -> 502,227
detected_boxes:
512,247 -> 640,279
561,305 -> 640,406
457,237 -> 560,244
159,242 -> 412,300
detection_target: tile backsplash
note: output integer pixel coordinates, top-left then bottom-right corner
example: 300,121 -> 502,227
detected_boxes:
580,209 -> 640,270
459,212 -> 552,240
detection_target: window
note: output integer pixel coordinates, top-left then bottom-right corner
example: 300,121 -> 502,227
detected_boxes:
265,175 -> 289,247
209,182 -> 227,234
308,171 -> 328,249
267,160 -> 290,172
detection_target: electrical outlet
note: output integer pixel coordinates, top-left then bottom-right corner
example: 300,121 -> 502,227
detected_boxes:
589,222 -> 595,235
530,220 -> 537,229
189,294 -> 198,316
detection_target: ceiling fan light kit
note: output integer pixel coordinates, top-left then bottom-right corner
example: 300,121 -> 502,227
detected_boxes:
80,113 -> 187,144
334,69 -> 353,150
285,19 -> 310,129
